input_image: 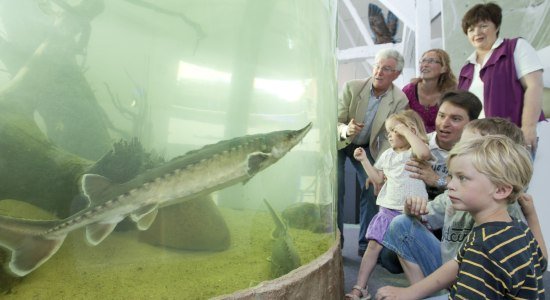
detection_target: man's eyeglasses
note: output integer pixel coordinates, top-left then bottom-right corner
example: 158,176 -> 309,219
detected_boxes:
419,58 -> 442,65
373,64 -> 397,73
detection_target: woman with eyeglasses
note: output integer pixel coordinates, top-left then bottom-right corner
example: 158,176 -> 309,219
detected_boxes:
402,49 -> 457,133
457,2 -> 544,155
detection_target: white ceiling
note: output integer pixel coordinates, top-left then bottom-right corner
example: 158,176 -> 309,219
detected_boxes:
337,0 -> 443,85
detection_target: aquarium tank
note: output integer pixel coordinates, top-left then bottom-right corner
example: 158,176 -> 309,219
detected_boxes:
0,0 -> 338,298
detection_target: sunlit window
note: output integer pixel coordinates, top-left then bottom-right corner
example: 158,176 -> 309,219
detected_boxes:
177,61 -> 231,83
177,61 -> 308,102
254,78 -> 306,102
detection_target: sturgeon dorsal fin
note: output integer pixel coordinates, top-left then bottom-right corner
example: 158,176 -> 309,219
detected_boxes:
86,222 -> 119,246
130,204 -> 159,230
81,174 -> 114,203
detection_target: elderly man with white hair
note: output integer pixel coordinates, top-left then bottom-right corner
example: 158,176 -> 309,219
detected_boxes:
337,49 -> 408,257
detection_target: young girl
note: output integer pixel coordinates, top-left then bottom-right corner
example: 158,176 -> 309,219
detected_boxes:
345,110 -> 431,300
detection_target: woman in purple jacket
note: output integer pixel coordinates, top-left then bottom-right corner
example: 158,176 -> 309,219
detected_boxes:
457,2 -> 544,154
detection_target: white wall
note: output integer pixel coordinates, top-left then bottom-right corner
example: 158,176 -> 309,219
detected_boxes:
530,121 -> 550,254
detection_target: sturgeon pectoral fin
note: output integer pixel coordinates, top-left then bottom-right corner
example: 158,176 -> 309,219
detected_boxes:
247,152 -> 271,175
86,222 -> 118,245
130,206 -> 159,231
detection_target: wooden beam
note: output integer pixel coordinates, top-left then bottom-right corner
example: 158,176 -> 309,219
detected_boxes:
415,0 -> 431,72
337,43 -> 402,63
338,15 -> 357,49
378,0 -> 415,29
341,0 -> 374,46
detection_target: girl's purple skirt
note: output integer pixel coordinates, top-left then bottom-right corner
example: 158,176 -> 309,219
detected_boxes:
365,207 -> 402,244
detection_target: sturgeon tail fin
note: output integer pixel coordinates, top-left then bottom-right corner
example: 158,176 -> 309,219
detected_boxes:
263,199 -> 287,238
0,215 -> 66,277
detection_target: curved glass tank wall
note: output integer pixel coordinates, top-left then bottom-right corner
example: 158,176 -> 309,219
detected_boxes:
0,0 -> 338,298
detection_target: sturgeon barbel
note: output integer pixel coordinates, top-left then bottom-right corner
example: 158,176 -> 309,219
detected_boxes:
0,123 -> 312,276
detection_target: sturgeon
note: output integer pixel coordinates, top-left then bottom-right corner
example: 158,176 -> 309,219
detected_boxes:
263,199 -> 301,278
0,123 -> 312,276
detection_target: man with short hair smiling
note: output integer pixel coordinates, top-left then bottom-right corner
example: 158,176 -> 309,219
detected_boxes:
405,90 -> 483,200
337,49 -> 408,256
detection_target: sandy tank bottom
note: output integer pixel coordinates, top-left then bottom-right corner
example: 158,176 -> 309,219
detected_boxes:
3,206 -> 334,299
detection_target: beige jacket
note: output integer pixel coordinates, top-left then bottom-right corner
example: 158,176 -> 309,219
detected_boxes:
337,77 -> 408,160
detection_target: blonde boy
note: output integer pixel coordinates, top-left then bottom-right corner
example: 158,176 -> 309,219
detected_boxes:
376,136 -> 546,299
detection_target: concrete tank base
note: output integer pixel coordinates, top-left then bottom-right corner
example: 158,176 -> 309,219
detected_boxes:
213,234 -> 344,299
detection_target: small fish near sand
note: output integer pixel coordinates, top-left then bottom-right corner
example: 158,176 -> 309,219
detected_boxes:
0,123 -> 312,277
263,199 -> 301,278
282,202 -> 332,233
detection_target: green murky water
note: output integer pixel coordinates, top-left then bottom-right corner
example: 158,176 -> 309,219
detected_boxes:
0,0 -> 337,298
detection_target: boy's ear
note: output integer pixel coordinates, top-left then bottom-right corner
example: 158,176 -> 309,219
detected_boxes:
494,184 -> 513,201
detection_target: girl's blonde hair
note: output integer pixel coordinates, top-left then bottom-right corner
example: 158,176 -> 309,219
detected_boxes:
387,109 -> 429,144
448,135 -> 532,203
